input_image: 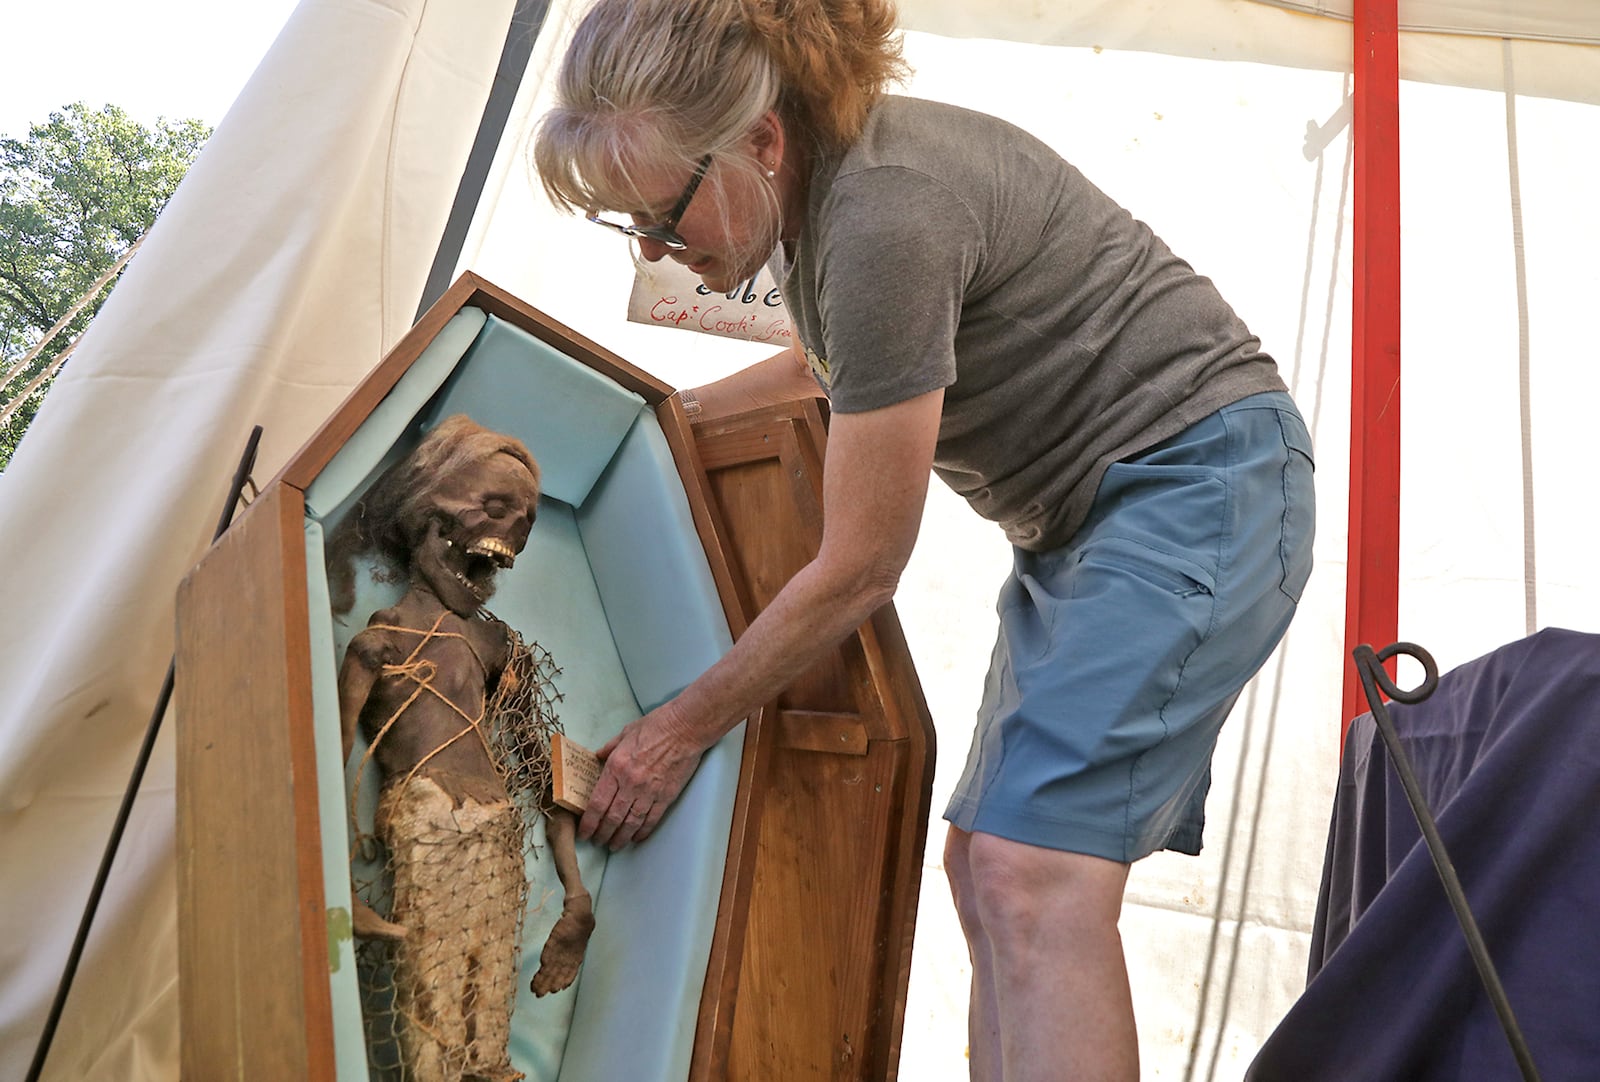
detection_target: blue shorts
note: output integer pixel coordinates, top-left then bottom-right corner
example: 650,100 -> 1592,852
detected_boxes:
944,392 -> 1315,862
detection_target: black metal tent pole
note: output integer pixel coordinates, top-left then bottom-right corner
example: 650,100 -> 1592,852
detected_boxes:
26,426 -> 264,1082
416,0 -> 553,318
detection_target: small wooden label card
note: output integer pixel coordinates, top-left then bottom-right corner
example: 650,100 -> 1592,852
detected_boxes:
551,732 -> 602,814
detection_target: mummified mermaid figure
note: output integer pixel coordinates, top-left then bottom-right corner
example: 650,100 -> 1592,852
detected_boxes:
332,415 -> 594,1082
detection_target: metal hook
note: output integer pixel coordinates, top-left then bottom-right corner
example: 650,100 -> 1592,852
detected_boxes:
1353,640 -> 1439,705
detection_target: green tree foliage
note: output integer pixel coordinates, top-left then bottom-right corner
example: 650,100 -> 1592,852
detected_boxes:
0,102 -> 209,471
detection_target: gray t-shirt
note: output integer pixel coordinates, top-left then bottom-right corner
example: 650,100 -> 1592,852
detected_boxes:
775,95 -> 1286,551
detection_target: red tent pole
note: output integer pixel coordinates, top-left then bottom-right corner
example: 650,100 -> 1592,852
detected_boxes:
1343,0 -> 1403,740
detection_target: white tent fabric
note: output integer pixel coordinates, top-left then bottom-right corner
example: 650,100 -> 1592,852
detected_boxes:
902,0 -> 1600,103
1,0 -> 1597,1079
0,1 -> 514,1077
1260,1 -> 1600,47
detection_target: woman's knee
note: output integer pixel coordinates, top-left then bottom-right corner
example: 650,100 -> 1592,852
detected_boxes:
963,832 -> 1128,939
944,826 -> 982,920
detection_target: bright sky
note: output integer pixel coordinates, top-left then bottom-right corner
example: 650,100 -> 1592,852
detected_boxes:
1,0 -> 302,138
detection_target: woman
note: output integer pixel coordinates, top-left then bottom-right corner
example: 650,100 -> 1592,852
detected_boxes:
533,2 -> 1313,1079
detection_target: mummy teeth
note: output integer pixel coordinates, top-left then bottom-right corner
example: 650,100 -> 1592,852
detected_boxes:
467,537 -> 515,558
466,536 -> 517,567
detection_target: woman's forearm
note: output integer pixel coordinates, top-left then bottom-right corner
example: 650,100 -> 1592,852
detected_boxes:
578,389 -> 942,849
664,547 -> 899,750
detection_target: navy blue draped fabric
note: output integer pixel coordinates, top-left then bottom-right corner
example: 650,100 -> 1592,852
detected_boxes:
1249,628 -> 1600,1081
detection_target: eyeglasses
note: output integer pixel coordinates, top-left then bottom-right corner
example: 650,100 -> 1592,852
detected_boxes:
586,154 -> 712,251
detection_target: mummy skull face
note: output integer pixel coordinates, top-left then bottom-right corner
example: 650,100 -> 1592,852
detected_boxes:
413,450 -> 540,615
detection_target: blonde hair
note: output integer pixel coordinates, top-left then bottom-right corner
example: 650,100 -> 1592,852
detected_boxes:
532,0 -> 907,217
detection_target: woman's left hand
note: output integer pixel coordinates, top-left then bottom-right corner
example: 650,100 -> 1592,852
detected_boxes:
579,703 -> 706,850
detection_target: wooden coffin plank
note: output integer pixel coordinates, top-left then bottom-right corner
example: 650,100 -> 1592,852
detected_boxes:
658,395 -> 778,1082
280,272 -> 675,492
681,399 -> 936,1081
174,481 -> 334,1081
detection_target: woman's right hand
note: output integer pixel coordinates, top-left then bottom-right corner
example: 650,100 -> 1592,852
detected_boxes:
578,701 -> 707,850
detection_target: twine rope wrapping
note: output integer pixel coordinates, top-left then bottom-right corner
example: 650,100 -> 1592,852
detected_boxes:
346,612 -> 564,1081
347,611 -> 496,844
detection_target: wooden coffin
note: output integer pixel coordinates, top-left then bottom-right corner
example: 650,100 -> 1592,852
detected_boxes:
173,272 -> 936,1081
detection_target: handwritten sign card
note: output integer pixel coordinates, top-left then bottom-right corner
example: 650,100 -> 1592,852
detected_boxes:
627,258 -> 793,345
